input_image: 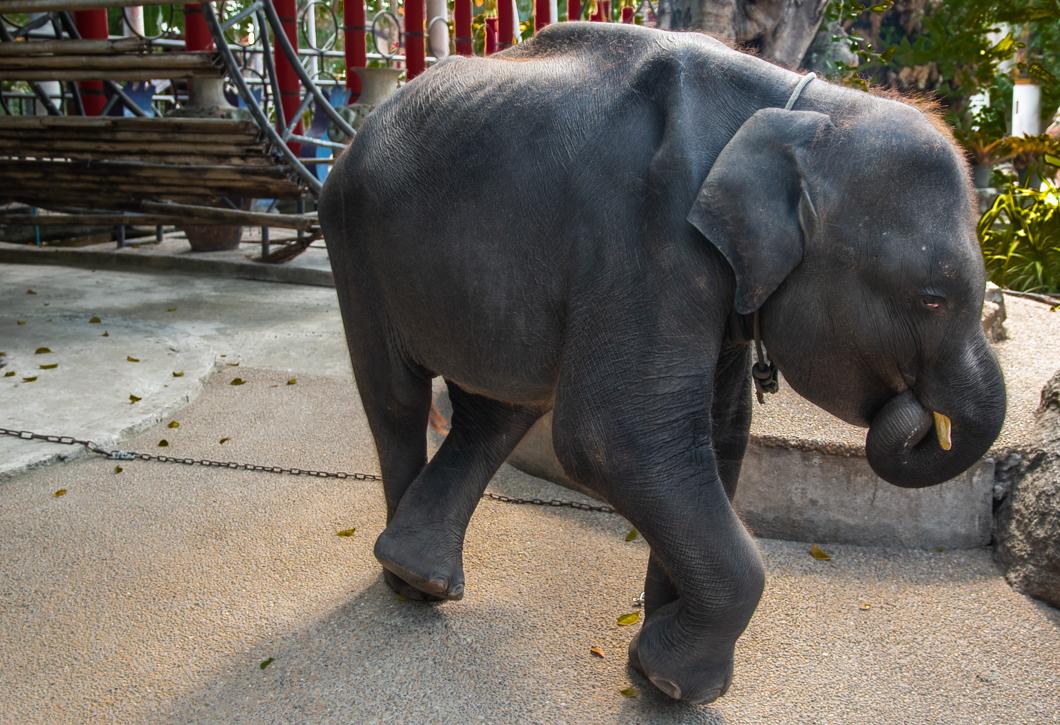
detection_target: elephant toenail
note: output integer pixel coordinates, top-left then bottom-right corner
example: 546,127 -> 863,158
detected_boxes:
449,582 -> 464,599
649,676 -> 682,700
690,687 -> 723,705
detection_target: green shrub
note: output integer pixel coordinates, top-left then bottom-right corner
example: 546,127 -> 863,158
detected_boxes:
978,178 -> 1060,294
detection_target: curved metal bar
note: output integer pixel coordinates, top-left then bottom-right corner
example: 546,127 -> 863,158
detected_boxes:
252,9 -> 286,135
201,0 -> 322,195
260,0 -> 356,138
55,10 -> 148,117
371,11 -> 401,60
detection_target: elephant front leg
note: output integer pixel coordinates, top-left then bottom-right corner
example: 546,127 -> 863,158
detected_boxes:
554,371 -> 764,704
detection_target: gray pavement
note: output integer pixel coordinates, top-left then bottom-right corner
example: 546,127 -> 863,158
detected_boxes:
1,263 -> 1058,723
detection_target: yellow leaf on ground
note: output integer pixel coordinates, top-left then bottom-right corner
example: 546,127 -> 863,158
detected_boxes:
809,544 -> 832,561
287,377 -> 297,386
616,612 -> 641,626
34,347 -> 51,354
16,320 -> 26,325
114,466 -> 123,474
166,307 -> 176,312
172,371 -> 184,378
53,488 -> 67,497
22,376 -> 37,382
230,378 -> 245,386
167,421 -> 180,429
259,657 -> 274,670
126,355 -> 140,363
158,439 -> 169,447
590,646 -> 605,658
26,289 -> 36,295
89,316 -> 101,324
625,529 -> 638,542
336,528 -> 357,538
219,437 -> 231,444
619,687 -> 639,698
39,363 -> 58,370
101,331 -> 109,337
129,394 -> 141,403
859,602 -> 872,611
4,371 -> 15,377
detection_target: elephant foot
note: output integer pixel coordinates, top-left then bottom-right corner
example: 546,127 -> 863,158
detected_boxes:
627,601 -> 735,704
374,525 -> 465,601
382,569 -> 444,602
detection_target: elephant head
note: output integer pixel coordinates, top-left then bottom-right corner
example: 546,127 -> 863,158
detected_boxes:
688,104 -> 1005,488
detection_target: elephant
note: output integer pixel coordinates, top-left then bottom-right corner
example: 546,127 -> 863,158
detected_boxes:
319,22 -> 1006,704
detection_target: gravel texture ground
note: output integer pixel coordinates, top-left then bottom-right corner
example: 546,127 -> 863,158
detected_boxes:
1,369 -> 1057,724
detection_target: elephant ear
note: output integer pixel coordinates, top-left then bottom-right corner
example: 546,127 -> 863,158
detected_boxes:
687,108 -> 834,315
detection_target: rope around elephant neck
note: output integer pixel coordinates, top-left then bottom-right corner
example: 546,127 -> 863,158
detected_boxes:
749,72 -> 817,405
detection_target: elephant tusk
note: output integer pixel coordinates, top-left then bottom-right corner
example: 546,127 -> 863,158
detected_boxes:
933,411 -> 952,451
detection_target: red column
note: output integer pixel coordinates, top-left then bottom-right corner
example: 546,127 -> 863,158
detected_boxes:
274,0 -> 302,152
590,2 -> 602,20
404,0 -> 426,79
497,0 -> 514,50
603,1 -> 612,20
484,17 -> 498,55
568,0 -> 581,20
535,0 -> 550,31
343,0 -> 367,101
621,4 -> 633,22
184,3 -> 212,50
454,0 -> 473,56
74,9 -> 108,115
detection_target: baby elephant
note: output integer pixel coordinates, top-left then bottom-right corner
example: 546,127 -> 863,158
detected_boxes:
319,22 -> 1005,704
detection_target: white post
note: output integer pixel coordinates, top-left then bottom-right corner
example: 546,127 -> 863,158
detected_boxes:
512,0 -> 520,43
1011,81 -> 1041,137
124,5 -> 145,36
549,0 -> 558,23
427,0 -> 449,59
305,2 -> 319,79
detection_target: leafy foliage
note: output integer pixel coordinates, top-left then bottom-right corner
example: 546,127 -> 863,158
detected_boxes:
978,177 -> 1060,294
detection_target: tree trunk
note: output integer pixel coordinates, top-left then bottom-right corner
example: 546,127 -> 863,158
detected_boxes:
660,0 -> 827,70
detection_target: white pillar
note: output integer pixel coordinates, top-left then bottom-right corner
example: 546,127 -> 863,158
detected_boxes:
549,0 -> 558,23
124,5 -> 145,36
427,0 -> 449,59
1011,81 -> 1041,137
305,3 -> 319,79
512,0 -> 520,43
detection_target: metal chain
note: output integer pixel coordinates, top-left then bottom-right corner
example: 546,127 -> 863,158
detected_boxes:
0,426 -> 617,515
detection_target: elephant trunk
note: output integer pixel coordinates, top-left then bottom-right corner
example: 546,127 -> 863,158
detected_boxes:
866,341 -> 1005,488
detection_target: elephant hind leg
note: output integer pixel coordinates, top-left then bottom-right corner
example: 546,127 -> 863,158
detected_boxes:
374,381 -> 540,600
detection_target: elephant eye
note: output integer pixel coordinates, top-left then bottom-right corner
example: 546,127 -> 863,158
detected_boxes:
920,294 -> 945,310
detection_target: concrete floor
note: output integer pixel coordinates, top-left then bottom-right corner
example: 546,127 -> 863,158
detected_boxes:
1,263 -> 1058,723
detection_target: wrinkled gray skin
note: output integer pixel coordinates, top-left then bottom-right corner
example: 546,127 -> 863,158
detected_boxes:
319,22 -> 1005,704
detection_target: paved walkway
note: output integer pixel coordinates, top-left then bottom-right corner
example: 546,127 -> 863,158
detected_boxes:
1,264 -> 1058,723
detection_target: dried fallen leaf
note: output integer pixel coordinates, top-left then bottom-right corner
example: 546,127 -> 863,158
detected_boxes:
26,289 -> 36,295
226,361 -> 240,367
89,316 -> 101,324
129,394 -> 141,403
230,377 -> 245,386
809,544 -> 832,561
259,657 -> 274,670
166,307 -> 177,312
53,488 -> 66,497
287,377 -> 297,386
126,355 -> 140,363
34,347 -> 51,354
616,612 -> 640,626
16,320 -> 26,325
590,646 -> 605,658
219,437 -> 231,444
167,421 -> 180,429
4,371 -> 15,377
39,363 -> 58,370
114,465 -> 123,474
101,331 -> 109,337
336,528 -> 356,538
22,376 -> 37,382
625,529 -> 638,542
395,593 -> 407,602
932,546 -> 945,553
858,602 -> 872,611
158,439 -> 169,447
172,371 -> 184,378
619,687 -> 639,698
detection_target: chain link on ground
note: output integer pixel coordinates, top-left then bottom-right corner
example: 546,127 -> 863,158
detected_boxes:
0,426 -> 617,515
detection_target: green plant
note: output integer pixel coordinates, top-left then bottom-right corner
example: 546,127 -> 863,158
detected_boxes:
978,177 -> 1060,294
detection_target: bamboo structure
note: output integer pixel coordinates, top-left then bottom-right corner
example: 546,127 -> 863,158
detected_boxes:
1,0 -> 179,11
0,37 -> 150,56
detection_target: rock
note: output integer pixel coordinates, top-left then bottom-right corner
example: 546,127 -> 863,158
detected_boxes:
982,283 -> 1006,343
994,369 -> 1060,608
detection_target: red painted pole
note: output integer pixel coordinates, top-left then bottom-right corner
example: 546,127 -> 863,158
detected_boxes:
602,0 -> 612,20
343,0 -> 368,101
184,3 -> 212,51
454,0 -> 473,55
590,2 -> 601,21
274,0 -> 302,152
535,0 -> 550,31
484,16 -> 498,55
73,9 -> 108,115
568,0 -> 581,20
621,4 -> 633,22
405,0 -> 426,79
497,0 -> 513,50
